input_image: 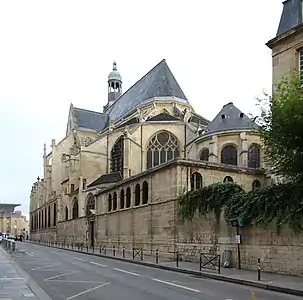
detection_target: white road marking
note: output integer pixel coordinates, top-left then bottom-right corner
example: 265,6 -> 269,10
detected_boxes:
89,261 -> 106,267
32,264 -> 57,271
25,252 -> 34,256
152,278 -> 201,293
113,268 -> 140,276
74,257 -> 86,262
66,282 -> 110,299
0,277 -> 23,280
44,271 -> 78,281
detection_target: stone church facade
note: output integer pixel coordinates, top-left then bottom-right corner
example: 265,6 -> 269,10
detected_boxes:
29,1 -> 303,276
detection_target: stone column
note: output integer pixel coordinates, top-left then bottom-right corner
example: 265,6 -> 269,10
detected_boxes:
209,135 -> 218,163
239,132 -> 248,167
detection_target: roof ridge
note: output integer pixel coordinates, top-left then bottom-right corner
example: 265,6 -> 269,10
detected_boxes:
104,59 -> 166,113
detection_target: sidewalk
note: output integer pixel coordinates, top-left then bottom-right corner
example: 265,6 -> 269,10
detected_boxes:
31,241 -> 303,296
0,246 -> 40,299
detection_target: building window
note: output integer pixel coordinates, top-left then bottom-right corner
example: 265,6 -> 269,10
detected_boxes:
120,189 -> 125,209
110,136 -> 124,177
108,194 -> 112,212
252,179 -> 261,189
135,184 -> 140,206
142,181 -> 148,204
65,207 -> 68,221
248,144 -> 260,168
48,206 -> 51,228
146,130 -> 180,169
44,207 -> 47,228
113,192 -> 117,211
190,172 -> 203,190
83,179 -> 87,189
53,203 -> 57,226
72,199 -> 79,219
70,183 -> 75,194
126,187 -> 131,208
86,194 -> 95,216
200,148 -> 209,161
223,176 -> 233,183
221,145 -> 237,165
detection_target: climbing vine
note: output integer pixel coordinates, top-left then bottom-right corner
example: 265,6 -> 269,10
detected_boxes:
178,182 -> 303,233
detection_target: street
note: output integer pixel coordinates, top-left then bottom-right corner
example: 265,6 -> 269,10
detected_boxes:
13,242 -> 301,300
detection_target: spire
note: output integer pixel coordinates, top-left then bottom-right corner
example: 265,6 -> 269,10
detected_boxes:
104,60 -> 123,112
113,61 -> 117,71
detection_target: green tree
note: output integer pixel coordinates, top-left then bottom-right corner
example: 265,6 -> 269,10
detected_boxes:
258,71 -> 303,182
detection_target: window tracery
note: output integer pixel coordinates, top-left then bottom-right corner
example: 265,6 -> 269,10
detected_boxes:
248,144 -> 261,168
146,131 -> 180,169
110,137 -> 124,177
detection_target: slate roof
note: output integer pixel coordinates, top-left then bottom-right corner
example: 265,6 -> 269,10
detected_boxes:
276,0 -> 302,37
105,59 -> 189,122
74,107 -> 108,131
87,172 -> 123,188
203,102 -> 258,136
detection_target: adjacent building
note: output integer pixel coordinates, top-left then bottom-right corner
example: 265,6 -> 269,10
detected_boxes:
0,204 -> 28,236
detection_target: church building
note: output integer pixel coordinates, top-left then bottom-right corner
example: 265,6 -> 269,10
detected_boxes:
29,58 -> 266,260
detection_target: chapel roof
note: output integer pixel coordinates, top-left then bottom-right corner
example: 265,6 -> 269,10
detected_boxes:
203,102 -> 258,136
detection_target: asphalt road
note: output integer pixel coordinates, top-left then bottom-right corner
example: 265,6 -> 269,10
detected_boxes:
13,242 -> 301,300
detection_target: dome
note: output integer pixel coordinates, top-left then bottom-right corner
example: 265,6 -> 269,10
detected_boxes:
108,61 -> 122,82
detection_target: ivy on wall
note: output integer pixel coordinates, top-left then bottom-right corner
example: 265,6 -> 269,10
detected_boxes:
178,182 -> 303,233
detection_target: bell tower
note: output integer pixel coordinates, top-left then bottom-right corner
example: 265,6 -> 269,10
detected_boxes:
103,61 -> 122,112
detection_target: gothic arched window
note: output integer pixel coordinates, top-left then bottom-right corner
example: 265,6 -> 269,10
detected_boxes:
110,136 -> 124,177
65,207 -> 68,221
113,192 -> 117,211
120,189 -> 125,209
221,145 -> 237,166
190,172 -> 203,190
223,176 -> 233,183
135,184 -> 140,206
142,181 -> 148,204
252,179 -> 261,189
248,144 -> 261,168
86,194 -> 95,216
126,187 -> 131,208
200,148 -> 209,161
108,194 -> 112,212
72,199 -> 79,219
146,131 -> 180,169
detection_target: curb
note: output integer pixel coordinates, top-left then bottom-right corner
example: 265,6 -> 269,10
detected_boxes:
27,242 -> 303,297
0,247 -> 52,300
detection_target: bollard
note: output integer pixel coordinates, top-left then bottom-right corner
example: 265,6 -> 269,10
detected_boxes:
199,253 -> 202,271
92,245 -> 94,254
86,244 -> 88,252
11,240 -> 16,252
218,255 -> 221,274
176,251 -> 179,267
257,258 -> 261,281
99,245 -> 101,254
122,247 -> 125,258
113,245 -> 116,256
132,248 -> 135,259
71,243 -> 73,250
140,248 -> 143,261
156,249 -> 159,264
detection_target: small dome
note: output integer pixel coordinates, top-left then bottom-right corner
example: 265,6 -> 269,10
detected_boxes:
108,61 -> 122,82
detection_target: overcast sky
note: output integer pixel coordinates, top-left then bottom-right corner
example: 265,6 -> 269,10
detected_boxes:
0,0 -> 283,216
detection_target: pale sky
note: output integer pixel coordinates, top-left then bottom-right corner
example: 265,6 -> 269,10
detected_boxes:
0,0 -> 283,216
